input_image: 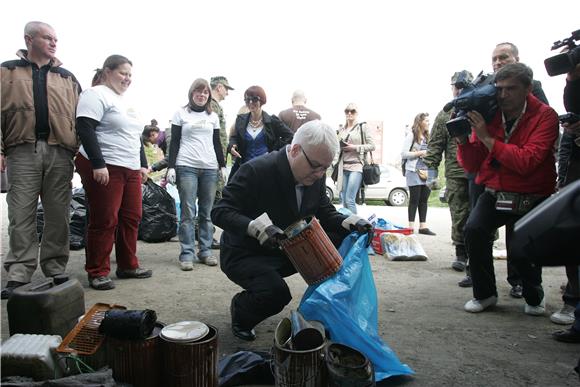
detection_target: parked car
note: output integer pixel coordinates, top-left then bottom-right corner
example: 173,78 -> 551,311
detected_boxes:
326,164 -> 409,206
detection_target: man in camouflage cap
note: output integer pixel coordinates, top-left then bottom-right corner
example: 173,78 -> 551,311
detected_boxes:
210,76 -> 234,249
424,70 -> 473,284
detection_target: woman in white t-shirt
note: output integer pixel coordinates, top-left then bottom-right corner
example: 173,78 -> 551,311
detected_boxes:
75,55 -> 152,290
166,78 -> 226,271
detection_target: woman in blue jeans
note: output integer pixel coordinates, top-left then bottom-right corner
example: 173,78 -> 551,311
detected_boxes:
166,78 -> 226,270
333,103 -> 375,214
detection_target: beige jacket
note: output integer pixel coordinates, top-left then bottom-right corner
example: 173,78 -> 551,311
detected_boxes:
1,50 -> 80,154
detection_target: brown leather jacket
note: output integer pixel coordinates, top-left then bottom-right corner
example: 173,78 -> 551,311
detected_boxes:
1,50 -> 81,154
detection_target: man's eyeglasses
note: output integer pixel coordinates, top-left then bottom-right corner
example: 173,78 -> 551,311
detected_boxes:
301,147 -> 328,172
245,96 -> 262,104
344,109 -> 357,115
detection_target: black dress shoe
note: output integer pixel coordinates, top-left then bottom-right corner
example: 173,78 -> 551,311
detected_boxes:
230,296 -> 256,341
553,328 -> 580,343
232,324 -> 256,341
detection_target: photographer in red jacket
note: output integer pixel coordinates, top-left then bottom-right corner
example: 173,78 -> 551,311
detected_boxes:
457,63 -> 559,314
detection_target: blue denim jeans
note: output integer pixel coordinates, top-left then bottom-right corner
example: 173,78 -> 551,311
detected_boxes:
341,170 -> 363,214
175,167 -> 218,262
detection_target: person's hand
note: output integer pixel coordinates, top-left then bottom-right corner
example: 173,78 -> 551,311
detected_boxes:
230,145 -> 242,159
0,154 -> 5,172
416,150 -> 427,158
247,212 -> 286,248
467,111 -> 494,150
140,167 -> 148,183
93,167 -> 109,186
166,168 -> 176,185
342,214 -> 374,246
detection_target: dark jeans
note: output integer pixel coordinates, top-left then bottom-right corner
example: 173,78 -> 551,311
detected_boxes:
464,191 -> 543,305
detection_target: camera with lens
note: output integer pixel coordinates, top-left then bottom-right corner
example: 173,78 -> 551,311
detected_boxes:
443,72 -> 499,138
544,29 -> 580,76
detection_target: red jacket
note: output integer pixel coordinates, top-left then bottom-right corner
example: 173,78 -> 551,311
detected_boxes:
457,94 -> 558,195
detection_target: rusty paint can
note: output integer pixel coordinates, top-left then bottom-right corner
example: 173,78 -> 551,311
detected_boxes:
280,216 -> 343,285
160,322 -> 218,387
106,322 -> 165,387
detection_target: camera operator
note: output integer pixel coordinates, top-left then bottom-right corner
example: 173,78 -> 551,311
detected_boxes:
552,61 -> 580,343
457,63 -> 559,314
463,42 -> 552,296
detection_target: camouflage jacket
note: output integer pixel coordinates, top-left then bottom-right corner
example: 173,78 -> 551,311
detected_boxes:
211,98 -> 227,159
423,109 -> 467,179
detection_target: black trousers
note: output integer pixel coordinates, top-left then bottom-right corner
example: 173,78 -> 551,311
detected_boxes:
224,254 -> 296,330
464,191 -> 543,305
467,176 -> 521,286
408,185 -> 431,223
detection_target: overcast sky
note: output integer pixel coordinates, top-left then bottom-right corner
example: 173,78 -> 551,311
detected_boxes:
2,0 -> 578,163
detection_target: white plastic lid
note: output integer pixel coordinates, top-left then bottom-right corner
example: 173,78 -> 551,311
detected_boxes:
160,321 -> 209,343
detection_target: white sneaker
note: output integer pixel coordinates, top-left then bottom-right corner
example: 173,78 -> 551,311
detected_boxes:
201,256 -> 218,267
524,298 -> 546,316
180,261 -> 194,271
464,296 -> 498,313
550,304 -> 575,325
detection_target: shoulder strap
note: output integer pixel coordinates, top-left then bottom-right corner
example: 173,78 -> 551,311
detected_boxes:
359,123 -> 374,163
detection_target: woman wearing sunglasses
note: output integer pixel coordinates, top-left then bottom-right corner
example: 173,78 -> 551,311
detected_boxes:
333,103 -> 375,214
228,85 -> 293,179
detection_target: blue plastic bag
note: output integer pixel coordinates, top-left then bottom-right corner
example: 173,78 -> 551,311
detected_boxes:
299,233 -> 414,381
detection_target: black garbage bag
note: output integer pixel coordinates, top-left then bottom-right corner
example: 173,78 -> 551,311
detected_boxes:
138,180 -> 177,243
218,351 -> 274,387
36,188 -> 87,250
99,309 -> 157,340
69,188 -> 87,250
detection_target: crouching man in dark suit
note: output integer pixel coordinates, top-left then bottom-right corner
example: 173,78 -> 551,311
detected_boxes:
211,120 -> 372,341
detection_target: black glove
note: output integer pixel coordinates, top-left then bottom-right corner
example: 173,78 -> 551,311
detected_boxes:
342,215 -> 374,247
247,213 -> 286,249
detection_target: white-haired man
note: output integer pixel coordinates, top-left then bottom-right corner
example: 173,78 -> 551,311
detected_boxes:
211,120 -> 372,341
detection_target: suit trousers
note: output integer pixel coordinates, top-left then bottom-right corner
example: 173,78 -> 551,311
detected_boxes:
225,254 -> 296,329
464,191 -> 543,305
4,141 -> 73,283
75,155 -> 142,278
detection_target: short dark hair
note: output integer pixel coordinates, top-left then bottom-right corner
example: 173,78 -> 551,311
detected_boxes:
495,62 -> 533,88
244,85 -> 267,105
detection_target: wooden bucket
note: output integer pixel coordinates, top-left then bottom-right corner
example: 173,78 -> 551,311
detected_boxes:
280,217 -> 342,285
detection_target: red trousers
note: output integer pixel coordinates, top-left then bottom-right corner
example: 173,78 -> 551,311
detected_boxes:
75,155 -> 142,278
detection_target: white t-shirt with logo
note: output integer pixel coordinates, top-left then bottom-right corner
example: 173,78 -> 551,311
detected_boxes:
172,107 -> 220,169
77,85 -> 142,170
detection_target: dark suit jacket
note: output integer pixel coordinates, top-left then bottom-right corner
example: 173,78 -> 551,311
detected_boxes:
211,148 -> 348,275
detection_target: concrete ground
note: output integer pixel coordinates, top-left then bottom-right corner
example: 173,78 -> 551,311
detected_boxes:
1,195 -> 579,386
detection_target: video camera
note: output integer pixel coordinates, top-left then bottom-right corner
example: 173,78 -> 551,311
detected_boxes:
544,29 -> 580,76
443,72 -> 498,138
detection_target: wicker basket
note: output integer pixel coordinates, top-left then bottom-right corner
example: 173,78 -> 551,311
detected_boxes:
56,303 -> 126,355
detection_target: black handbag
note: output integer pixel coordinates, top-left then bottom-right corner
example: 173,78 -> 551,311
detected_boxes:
360,124 -> 380,185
